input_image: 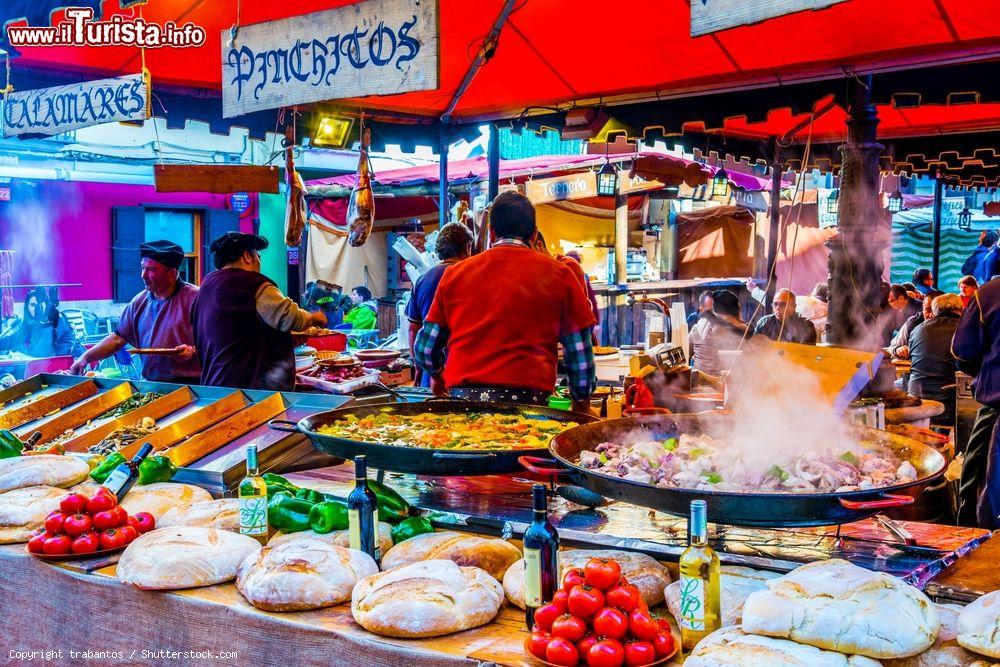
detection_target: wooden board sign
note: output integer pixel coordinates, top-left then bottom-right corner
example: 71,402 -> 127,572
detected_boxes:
619,173 -> 664,195
3,73 -> 149,138
154,164 -> 280,194
221,0 -> 439,118
730,185 -> 769,213
525,172 -> 598,204
690,0 -> 848,37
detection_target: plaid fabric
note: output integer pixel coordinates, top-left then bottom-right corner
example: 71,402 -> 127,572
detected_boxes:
560,328 -> 596,401
413,321 -> 448,376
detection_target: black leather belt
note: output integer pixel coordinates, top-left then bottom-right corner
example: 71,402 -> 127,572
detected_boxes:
448,386 -> 550,405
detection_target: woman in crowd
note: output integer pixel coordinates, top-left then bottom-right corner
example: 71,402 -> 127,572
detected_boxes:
0,287 -> 80,358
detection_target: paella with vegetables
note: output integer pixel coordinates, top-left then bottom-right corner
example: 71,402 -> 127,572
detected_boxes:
316,410 -> 579,451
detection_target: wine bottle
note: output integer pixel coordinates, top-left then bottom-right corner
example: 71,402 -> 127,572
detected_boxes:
347,456 -> 380,562
238,444 -> 268,543
102,443 -> 153,501
678,499 -> 721,650
522,483 -> 559,630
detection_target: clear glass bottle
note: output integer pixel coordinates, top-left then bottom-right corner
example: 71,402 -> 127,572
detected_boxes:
522,484 -> 560,630
678,499 -> 721,650
238,445 -> 268,543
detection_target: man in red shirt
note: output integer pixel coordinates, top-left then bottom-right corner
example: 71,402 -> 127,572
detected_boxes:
414,192 -> 597,412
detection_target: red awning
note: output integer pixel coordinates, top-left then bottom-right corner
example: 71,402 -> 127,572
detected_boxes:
8,0 -> 998,121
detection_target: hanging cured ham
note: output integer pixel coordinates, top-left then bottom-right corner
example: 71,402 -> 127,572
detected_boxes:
347,128 -> 375,247
284,125 -> 306,247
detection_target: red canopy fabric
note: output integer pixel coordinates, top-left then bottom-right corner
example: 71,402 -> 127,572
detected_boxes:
676,206 -> 756,280
8,0 -> 997,121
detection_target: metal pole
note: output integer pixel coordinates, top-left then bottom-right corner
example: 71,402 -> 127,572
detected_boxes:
765,141 -> 782,307
439,123 -> 449,227
488,123 -> 500,202
932,174 -> 945,287
614,192 -> 629,285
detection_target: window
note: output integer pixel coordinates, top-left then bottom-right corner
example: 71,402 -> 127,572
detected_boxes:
144,208 -> 202,284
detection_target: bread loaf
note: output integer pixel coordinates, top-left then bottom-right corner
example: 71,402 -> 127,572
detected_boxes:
351,559 -> 503,638
0,455 -> 89,492
742,559 -> 939,659
665,566 -> 780,627
268,522 -> 393,555
0,486 -> 70,543
887,603 -> 999,667
236,539 -> 378,611
504,549 -> 671,609
958,591 -> 1000,659
119,482 -> 212,520
117,526 -> 261,590
380,530 -> 520,581
685,627 -> 883,667
158,499 -> 241,533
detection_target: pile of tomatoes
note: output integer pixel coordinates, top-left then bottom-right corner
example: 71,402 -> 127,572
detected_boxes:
26,487 -> 156,556
525,558 -> 676,667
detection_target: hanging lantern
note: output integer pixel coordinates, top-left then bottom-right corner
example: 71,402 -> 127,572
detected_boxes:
958,207 -> 973,231
711,167 -> 730,197
887,189 -> 904,213
826,188 -> 840,214
596,160 -> 618,197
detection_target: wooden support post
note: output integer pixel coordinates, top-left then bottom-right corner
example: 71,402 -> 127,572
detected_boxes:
439,124 -> 449,226
614,192 -> 629,285
488,123 -> 500,202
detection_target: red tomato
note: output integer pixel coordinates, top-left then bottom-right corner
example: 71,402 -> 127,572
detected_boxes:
551,614 -> 587,643
26,529 -> 49,554
584,558 -> 622,591
43,511 -> 66,535
533,602 -> 563,631
42,534 -> 72,555
62,513 -> 93,538
86,490 -> 116,514
567,585 -> 605,619
524,630 -> 551,660
552,589 -> 569,613
118,525 -> 139,544
92,509 -> 118,531
605,583 -> 642,613
592,607 -> 629,640
545,636 -> 580,667
624,641 -> 656,667
71,531 -> 100,554
628,610 -> 659,642
586,638 -> 625,667
59,493 -> 88,515
126,515 -> 141,532
577,635 -> 597,657
563,568 -> 586,591
652,631 -> 675,659
133,512 -> 155,533
99,528 -> 127,551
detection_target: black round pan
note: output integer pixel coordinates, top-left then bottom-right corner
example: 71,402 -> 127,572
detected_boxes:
269,400 -> 596,476
521,414 -> 947,527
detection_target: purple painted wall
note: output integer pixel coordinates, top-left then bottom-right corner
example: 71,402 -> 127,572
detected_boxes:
0,180 -> 253,302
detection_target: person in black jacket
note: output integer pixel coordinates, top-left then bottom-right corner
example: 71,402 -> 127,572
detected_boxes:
908,293 -> 962,423
752,289 -> 817,344
962,230 -> 999,284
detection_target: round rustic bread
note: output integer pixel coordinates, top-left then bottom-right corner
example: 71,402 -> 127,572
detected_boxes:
0,486 -> 70,543
886,603 -> 998,667
686,627 -> 883,667
159,499 -> 241,532
665,565 -> 781,628
958,591 -> 1000,659
117,526 -> 261,590
742,559 -> 940,659
236,539 -> 378,611
268,522 -> 393,555
351,559 -> 503,638
504,549 -> 671,609
0,455 -> 89,493
119,482 -> 212,520
380,530 -> 520,581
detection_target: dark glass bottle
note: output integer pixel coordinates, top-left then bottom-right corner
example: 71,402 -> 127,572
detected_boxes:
347,456 -> 381,563
522,484 -> 559,629
102,443 -> 153,501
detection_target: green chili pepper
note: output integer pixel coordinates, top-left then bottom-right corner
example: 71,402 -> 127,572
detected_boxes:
0,431 -> 23,459
262,472 -> 299,497
308,501 -> 350,534
366,479 -> 410,524
390,516 -> 434,544
267,493 -> 314,533
295,487 -> 326,505
138,455 -> 177,485
90,452 -> 126,483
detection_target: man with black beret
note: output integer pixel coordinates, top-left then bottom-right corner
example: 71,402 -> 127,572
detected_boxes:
70,240 -> 200,382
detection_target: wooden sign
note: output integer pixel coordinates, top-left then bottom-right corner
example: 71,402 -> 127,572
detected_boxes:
618,173 -> 664,195
154,164 -> 280,194
221,0 -> 439,118
525,172 -> 598,204
3,73 -> 149,138
730,185 -> 769,213
691,0 -> 848,37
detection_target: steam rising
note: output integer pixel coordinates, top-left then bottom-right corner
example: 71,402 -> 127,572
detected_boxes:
0,182 -> 79,289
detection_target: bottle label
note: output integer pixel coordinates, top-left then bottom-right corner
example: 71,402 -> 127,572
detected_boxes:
679,574 -> 706,631
103,468 -> 129,495
524,547 -> 542,608
239,496 -> 268,536
349,508 -> 380,556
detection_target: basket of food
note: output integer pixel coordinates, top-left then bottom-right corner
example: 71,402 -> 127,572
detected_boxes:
291,327 -> 347,352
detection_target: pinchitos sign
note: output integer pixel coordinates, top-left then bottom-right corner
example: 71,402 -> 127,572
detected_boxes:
221,0 -> 439,118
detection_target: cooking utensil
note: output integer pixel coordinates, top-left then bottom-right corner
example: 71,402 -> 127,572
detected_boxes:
519,414 -> 946,527
267,400 -> 597,475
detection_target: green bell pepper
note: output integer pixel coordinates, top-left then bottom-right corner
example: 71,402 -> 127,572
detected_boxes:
0,431 -> 23,459
267,492 -> 314,533
262,472 -> 298,497
295,487 -> 326,505
308,501 -> 349,534
138,455 -> 177,484
90,452 -> 126,483
366,479 -> 410,524
390,516 -> 433,544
